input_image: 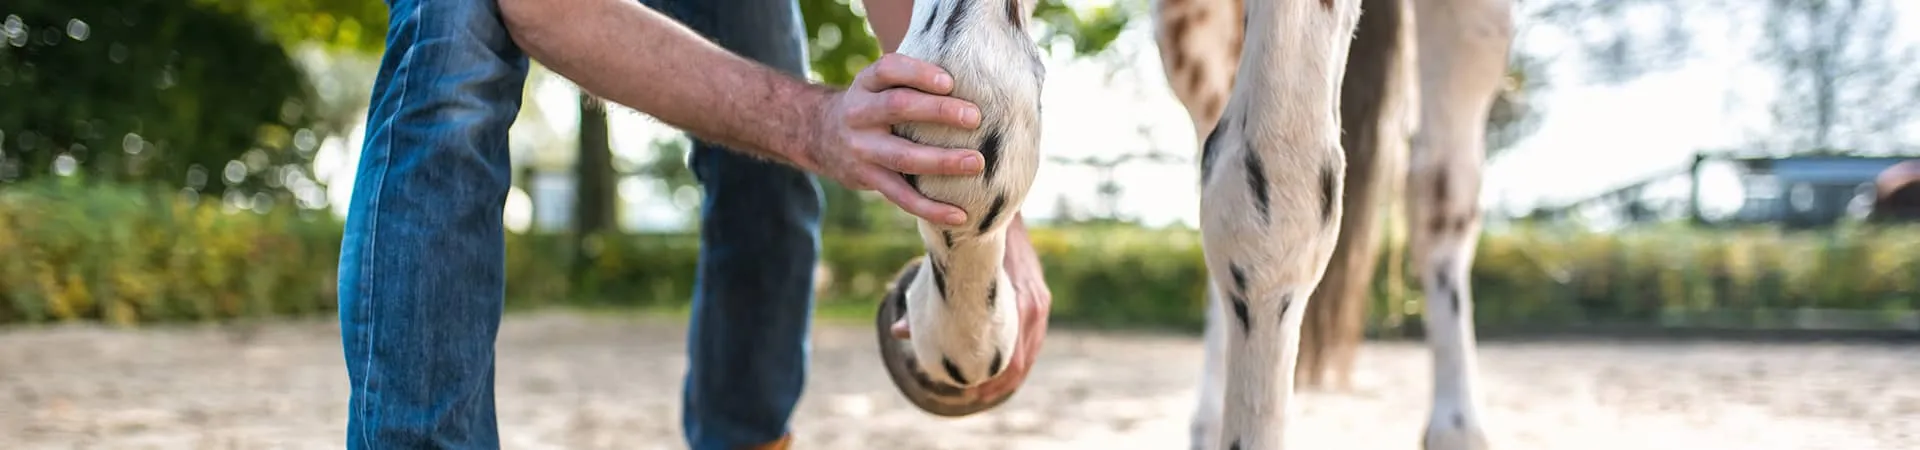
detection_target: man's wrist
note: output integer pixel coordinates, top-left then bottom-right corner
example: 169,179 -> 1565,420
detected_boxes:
767,81 -> 838,172
1007,212 -> 1030,241
1003,213 -> 1041,270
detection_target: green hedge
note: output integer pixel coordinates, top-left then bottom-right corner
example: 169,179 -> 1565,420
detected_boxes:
4,181 -> 1919,331
0,181 -> 342,325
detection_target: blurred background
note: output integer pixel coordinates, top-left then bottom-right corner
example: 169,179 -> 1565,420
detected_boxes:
2,0 -> 1918,448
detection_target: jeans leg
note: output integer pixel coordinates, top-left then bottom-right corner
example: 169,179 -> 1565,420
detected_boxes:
638,1 -> 823,448
337,0 -> 527,448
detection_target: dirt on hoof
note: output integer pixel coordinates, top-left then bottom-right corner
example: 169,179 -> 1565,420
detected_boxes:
1,311 -> 1914,449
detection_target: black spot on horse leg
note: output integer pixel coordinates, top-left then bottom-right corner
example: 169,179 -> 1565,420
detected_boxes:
1201,117 -> 1229,185
1231,295 -> 1251,337
1229,263 -> 1251,335
1451,288 -> 1462,317
1230,264 -> 1249,293
1244,148 -> 1270,223
979,129 -> 1004,183
943,356 -> 970,386
978,194 -> 1007,234
1321,162 -> 1338,225
988,348 -> 1004,377
931,257 -> 949,301
922,2 -> 940,32
986,280 -> 998,308
942,0 -> 969,47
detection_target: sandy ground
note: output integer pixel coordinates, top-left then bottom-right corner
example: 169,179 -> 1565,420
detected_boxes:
2,311 -> 1915,450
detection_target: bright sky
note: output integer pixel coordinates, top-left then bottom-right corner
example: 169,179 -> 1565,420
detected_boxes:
317,0 -> 1920,232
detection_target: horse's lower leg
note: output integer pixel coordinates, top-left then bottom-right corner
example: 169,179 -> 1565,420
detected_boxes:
1200,1 -> 1364,448
1407,0 -> 1512,447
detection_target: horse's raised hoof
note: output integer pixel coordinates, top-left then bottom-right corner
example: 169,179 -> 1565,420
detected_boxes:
874,257 -> 1016,417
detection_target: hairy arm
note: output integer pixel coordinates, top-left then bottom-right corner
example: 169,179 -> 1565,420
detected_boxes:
501,0 -> 824,166
502,0 -> 989,224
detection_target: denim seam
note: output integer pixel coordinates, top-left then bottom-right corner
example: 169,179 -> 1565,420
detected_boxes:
352,2 -> 422,447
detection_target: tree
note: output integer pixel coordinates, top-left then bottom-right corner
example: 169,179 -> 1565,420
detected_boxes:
1485,0 -> 1708,159
572,93 -> 617,268
1752,0 -> 1919,155
634,135 -> 700,229
1,0 -> 320,203
194,0 -> 389,54
1484,51 -> 1550,159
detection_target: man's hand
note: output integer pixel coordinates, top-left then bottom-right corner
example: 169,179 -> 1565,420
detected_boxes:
890,214 -> 1051,399
798,54 -> 986,227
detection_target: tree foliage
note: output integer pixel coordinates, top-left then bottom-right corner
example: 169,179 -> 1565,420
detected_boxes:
798,0 -> 886,87
1752,0 -> 1919,155
799,0 -> 1132,87
192,0 -> 389,53
1486,0 -> 1707,159
1485,50 -> 1550,159
1507,0 -> 1920,157
1524,0 -> 1701,84
2,0 -> 319,204
1031,0 -> 1131,57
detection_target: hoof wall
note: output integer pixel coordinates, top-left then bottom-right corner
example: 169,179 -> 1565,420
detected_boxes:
874,257 -> 1014,417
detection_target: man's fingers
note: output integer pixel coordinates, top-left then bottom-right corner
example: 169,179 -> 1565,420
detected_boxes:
887,89 -> 982,129
1011,292 -> 1048,369
858,134 -> 983,176
859,54 -> 954,95
865,170 -> 967,226
851,89 -> 980,130
977,293 -> 1047,395
976,356 -> 1027,398
837,172 -> 872,191
1016,305 -> 1044,365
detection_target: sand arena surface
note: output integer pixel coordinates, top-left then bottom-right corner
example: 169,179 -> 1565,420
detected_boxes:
2,311 -> 1915,449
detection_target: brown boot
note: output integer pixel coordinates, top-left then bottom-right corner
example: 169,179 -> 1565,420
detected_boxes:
741,434 -> 792,450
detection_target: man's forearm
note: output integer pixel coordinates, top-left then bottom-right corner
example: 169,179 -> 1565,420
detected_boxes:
501,0 -> 827,165
863,0 -> 916,53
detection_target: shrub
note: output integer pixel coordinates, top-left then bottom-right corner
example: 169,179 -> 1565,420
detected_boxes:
0,180 -> 341,325
3,181 -> 1917,331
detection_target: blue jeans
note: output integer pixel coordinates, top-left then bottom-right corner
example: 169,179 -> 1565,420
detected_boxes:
335,0 -> 822,448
